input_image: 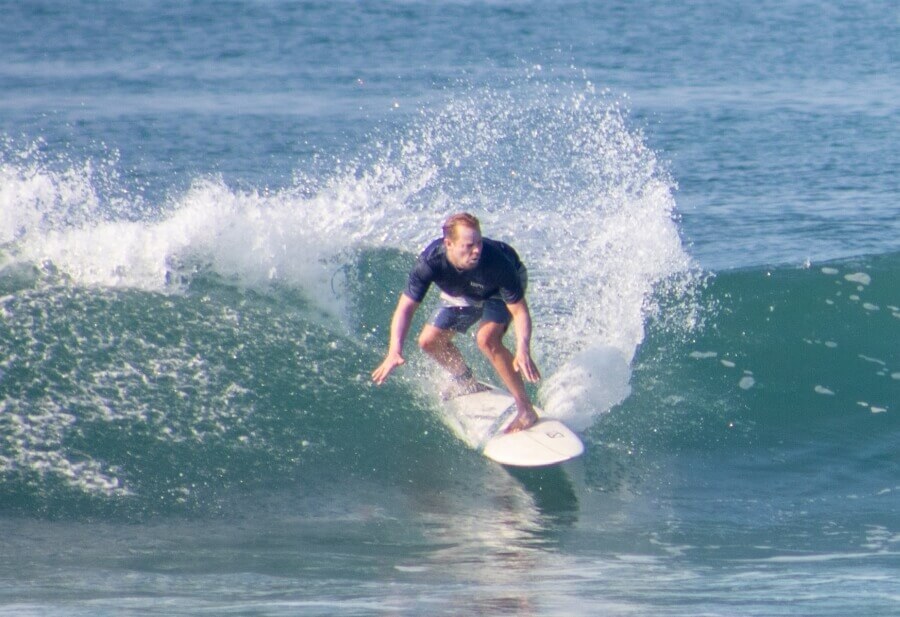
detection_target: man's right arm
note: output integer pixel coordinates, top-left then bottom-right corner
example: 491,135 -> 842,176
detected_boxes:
371,293 -> 420,384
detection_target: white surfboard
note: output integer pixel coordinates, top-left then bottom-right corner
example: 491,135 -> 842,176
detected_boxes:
442,383 -> 584,467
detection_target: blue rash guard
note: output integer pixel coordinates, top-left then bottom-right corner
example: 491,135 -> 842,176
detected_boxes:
404,237 -> 525,306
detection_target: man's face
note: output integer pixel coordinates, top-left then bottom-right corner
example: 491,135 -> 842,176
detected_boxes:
445,225 -> 483,271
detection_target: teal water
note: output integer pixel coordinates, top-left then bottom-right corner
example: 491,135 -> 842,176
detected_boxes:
1,1 -> 898,615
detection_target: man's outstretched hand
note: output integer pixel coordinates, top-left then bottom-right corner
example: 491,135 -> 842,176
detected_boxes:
371,351 -> 405,385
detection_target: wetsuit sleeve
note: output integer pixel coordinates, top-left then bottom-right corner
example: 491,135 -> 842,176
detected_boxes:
498,269 -> 524,304
404,258 -> 433,303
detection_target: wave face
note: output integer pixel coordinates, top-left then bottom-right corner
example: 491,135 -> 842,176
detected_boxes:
590,252 -> 899,541
0,82 -> 700,517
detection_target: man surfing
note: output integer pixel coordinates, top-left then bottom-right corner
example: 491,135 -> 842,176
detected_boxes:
371,212 -> 541,433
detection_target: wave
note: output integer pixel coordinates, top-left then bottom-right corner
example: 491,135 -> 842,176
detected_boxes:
2,246 -> 896,519
591,252 -> 899,500
1,78 -> 704,516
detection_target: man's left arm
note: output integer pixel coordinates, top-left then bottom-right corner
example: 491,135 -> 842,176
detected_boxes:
506,299 -> 541,382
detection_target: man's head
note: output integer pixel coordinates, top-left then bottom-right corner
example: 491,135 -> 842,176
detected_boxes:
442,212 -> 483,271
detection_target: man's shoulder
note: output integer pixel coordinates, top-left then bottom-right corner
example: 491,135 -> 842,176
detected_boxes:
481,238 -> 521,267
481,237 -> 509,252
411,238 -> 447,277
417,237 -> 445,261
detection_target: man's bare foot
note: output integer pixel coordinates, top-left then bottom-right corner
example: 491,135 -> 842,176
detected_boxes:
504,407 -> 539,433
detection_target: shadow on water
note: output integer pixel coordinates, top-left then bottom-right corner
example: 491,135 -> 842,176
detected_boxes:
506,465 -> 579,525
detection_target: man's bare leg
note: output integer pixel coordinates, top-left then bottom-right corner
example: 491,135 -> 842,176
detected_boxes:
419,325 -> 494,398
476,321 -> 539,432
418,324 -> 470,376
419,324 -> 476,398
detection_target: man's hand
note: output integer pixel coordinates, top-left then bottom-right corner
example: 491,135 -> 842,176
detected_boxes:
507,299 -> 540,383
513,349 -> 541,383
371,294 -> 419,385
372,351 -> 406,385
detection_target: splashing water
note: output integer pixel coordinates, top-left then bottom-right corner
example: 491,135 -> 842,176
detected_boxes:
2,78 -> 700,454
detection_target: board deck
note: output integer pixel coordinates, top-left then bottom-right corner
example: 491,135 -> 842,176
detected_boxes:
442,382 -> 584,467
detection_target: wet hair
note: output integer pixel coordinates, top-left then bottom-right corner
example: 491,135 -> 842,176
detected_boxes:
442,212 -> 481,241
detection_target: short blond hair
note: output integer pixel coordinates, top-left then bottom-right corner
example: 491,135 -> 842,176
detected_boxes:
442,212 -> 481,241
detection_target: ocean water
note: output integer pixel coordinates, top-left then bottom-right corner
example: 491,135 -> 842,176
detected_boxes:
1,1 -> 897,615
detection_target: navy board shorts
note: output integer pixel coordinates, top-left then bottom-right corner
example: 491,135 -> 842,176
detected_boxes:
430,297 -> 512,333
429,267 -> 527,333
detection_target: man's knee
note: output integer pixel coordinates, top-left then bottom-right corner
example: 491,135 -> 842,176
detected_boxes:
476,324 -> 506,356
418,326 -> 449,354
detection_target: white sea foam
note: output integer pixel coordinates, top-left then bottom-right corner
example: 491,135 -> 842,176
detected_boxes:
540,345 -> 632,430
690,351 -> 718,359
0,398 -> 129,497
5,174 -> 356,321
844,272 -> 871,285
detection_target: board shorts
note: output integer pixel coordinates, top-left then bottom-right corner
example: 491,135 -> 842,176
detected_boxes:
429,266 -> 527,333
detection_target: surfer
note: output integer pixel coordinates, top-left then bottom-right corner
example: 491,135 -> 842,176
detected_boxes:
371,212 -> 541,433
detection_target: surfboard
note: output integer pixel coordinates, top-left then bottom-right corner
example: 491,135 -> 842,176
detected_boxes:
441,382 -> 584,467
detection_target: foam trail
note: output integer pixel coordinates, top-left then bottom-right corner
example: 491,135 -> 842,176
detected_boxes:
540,346 -> 633,431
